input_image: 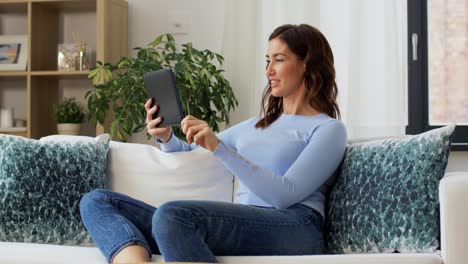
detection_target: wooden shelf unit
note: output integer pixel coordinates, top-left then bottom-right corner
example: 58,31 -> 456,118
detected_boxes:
0,72 -> 28,77
30,70 -> 90,76
0,0 -> 128,138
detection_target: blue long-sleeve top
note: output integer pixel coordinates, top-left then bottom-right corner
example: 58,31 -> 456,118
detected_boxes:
159,113 -> 347,216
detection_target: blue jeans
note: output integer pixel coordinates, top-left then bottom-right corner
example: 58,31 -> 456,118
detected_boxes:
79,189 -> 324,263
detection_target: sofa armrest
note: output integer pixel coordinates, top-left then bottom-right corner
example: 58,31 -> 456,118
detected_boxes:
439,172 -> 468,264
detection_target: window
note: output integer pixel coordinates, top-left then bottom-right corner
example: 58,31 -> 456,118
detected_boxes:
407,0 -> 468,150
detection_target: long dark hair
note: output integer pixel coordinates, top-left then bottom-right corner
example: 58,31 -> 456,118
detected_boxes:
255,24 -> 341,129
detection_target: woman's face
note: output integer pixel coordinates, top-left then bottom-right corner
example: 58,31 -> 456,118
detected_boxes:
266,37 -> 306,98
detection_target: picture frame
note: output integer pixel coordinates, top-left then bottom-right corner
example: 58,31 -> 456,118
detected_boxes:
0,35 -> 28,71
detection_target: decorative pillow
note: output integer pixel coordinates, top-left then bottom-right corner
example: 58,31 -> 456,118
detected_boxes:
0,134 -> 110,246
107,141 -> 234,207
325,125 -> 455,254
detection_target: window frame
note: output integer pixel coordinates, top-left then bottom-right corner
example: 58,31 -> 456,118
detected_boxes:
406,0 -> 468,151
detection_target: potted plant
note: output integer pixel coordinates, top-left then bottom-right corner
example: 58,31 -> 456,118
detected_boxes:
54,97 -> 85,135
86,33 -> 238,141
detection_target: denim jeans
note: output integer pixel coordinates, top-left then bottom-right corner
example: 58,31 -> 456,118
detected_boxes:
79,189 -> 324,263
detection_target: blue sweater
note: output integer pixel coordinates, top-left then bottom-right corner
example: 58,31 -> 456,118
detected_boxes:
160,113 -> 347,216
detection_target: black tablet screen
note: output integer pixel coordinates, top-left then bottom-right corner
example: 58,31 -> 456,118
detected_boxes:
143,68 -> 184,127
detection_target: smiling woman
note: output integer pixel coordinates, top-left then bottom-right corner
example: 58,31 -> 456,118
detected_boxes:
265,39 -> 306,100
81,24 -> 348,263
258,24 -> 340,128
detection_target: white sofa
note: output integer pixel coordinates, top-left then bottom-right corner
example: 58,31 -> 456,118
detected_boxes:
0,139 -> 467,264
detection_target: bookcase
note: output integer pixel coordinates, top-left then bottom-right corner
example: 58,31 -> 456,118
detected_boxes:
0,0 -> 128,138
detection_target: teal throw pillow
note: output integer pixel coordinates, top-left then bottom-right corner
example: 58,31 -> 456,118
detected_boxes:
0,134 -> 109,246
325,125 -> 455,253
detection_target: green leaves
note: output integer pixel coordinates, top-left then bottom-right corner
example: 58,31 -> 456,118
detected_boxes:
86,33 -> 238,142
54,97 -> 85,124
88,63 -> 113,85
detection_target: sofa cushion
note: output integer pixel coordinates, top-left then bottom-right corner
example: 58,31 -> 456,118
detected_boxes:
325,125 -> 454,253
0,134 -> 109,246
107,141 -> 234,207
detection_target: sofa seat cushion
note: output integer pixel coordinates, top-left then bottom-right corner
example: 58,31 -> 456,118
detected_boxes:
326,125 -> 455,254
0,242 -> 442,264
217,254 -> 442,264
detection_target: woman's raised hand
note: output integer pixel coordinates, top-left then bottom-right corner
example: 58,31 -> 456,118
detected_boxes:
181,115 -> 220,152
145,98 -> 172,143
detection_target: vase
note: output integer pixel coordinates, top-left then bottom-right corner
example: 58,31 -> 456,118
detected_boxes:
57,123 -> 81,135
0,108 -> 14,128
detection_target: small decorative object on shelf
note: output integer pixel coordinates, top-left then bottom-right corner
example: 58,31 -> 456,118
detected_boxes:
57,32 -> 90,71
0,109 -> 27,134
72,32 -> 88,71
0,35 -> 28,71
54,97 -> 85,135
14,118 -> 26,128
0,107 -> 14,128
75,47 -> 89,71
58,43 -> 78,71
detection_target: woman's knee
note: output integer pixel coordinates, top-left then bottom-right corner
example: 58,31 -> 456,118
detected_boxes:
79,189 -> 111,217
152,201 -> 195,237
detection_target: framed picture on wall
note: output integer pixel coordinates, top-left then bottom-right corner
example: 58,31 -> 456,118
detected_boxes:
0,35 -> 28,71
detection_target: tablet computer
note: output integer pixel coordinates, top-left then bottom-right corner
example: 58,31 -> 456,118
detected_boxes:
143,68 -> 184,127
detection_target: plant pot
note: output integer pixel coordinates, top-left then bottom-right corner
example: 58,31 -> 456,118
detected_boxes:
57,123 -> 81,135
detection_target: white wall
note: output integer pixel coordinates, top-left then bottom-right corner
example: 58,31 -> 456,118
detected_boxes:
129,0 -> 225,54
447,152 -> 468,172
127,0 -> 468,172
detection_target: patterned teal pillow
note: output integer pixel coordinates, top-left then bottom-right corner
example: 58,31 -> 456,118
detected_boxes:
325,125 -> 455,253
0,134 -> 109,246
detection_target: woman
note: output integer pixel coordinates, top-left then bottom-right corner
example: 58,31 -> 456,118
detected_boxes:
80,24 -> 347,263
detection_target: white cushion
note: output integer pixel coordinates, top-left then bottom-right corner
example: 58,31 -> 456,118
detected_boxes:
0,242 -> 442,264
107,140 -> 234,206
